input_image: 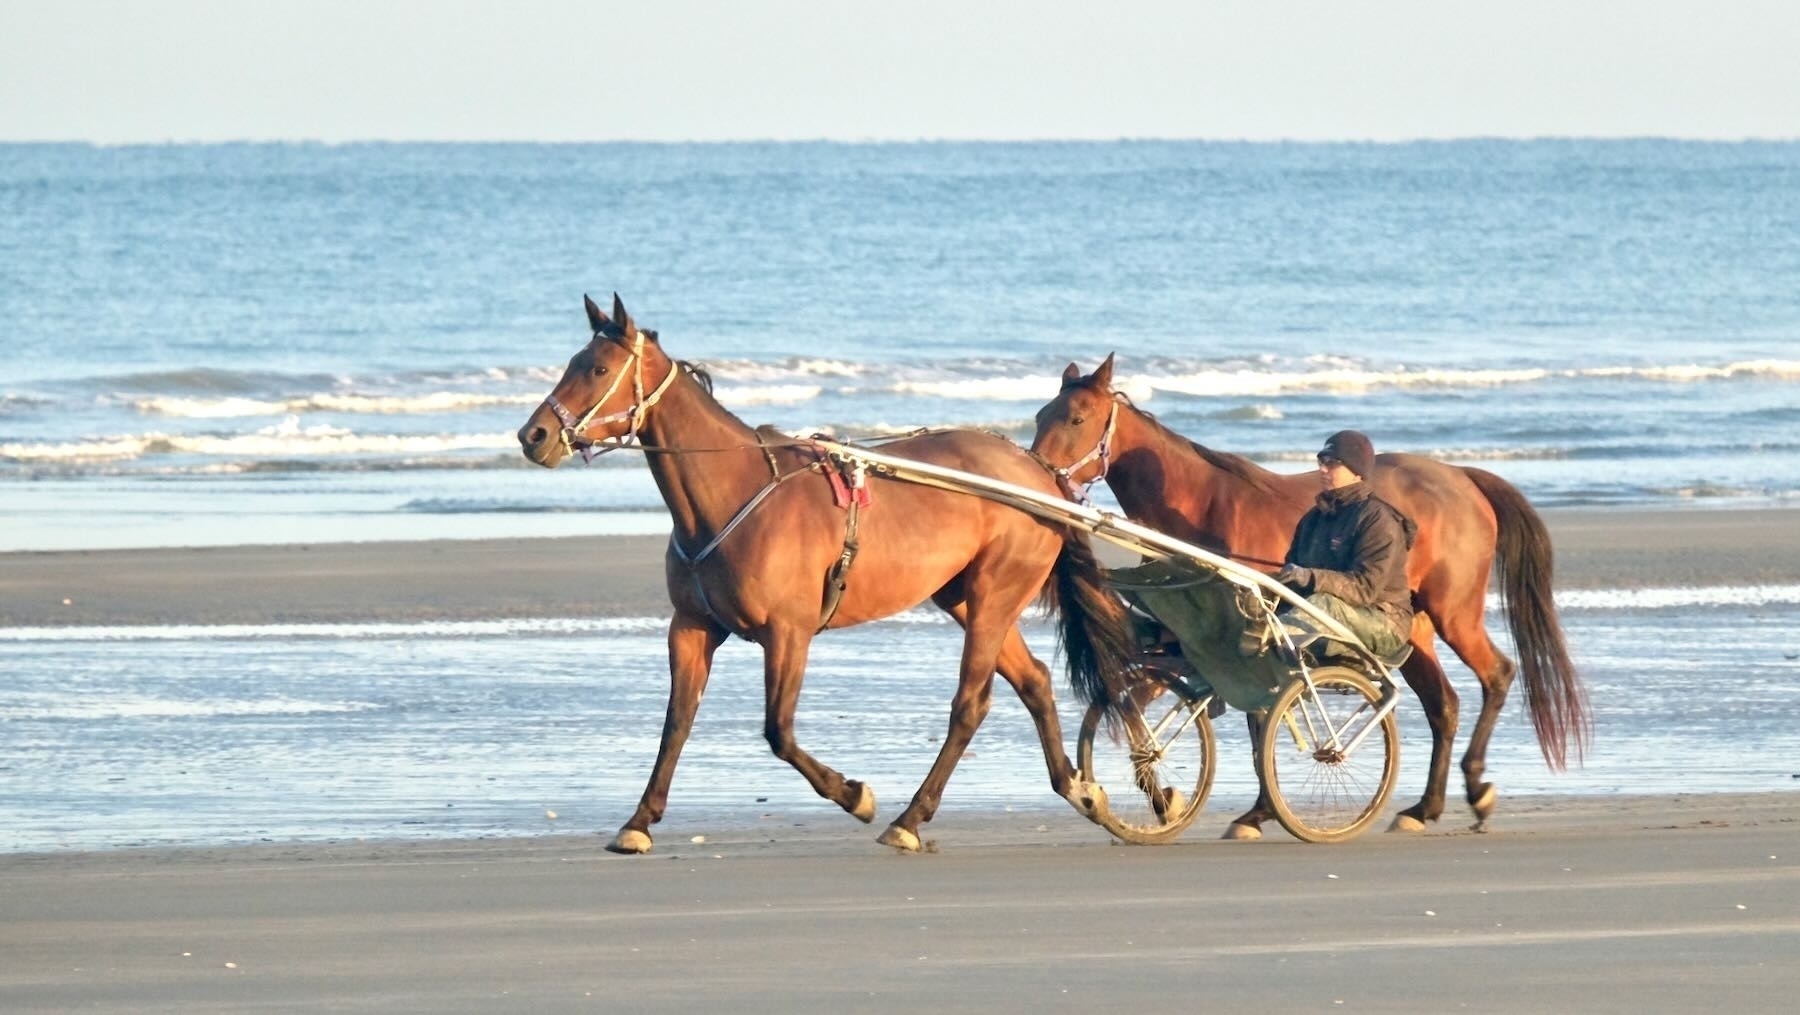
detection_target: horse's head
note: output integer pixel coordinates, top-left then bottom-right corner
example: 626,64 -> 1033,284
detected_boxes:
517,294 -> 675,467
1030,353 -> 1122,496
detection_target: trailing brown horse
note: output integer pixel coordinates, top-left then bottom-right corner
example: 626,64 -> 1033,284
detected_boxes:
1032,354 -> 1589,837
517,295 -> 1139,853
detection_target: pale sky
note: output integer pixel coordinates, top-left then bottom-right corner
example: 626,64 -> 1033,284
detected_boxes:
3,0 -> 1797,143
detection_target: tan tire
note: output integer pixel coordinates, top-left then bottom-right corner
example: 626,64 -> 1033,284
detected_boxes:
1257,666 -> 1399,844
1076,669 -> 1215,845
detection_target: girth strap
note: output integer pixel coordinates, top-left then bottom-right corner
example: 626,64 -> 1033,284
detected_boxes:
816,497 -> 860,632
666,436 -> 871,637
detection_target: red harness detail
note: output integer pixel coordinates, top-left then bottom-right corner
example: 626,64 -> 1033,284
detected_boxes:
823,465 -> 873,509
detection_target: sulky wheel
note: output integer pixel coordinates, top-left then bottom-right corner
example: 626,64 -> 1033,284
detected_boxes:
1256,665 -> 1399,844
1077,666 -> 1216,845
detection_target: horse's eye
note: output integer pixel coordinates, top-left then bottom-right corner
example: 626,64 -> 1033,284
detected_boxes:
1069,416 -> 1085,426
592,365 -> 609,377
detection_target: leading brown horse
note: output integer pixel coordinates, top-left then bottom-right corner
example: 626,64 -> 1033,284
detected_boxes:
518,296 -> 1139,853
1032,355 -> 1589,837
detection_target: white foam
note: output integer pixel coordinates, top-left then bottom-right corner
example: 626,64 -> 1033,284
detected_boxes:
0,694 -> 379,721
0,616 -> 670,643
715,384 -> 823,406
1141,359 -> 1800,399
890,375 -> 1067,401
1554,584 -> 1800,611
1,424 -> 520,463
130,392 -> 541,418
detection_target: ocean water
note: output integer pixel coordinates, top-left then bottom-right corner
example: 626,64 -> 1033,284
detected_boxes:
4,140 -> 1799,850
3,140 -> 1800,550
4,591 -> 1799,853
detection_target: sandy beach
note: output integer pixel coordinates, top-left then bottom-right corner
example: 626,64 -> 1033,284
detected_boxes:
3,505 -> 1798,1010
1,794 -> 1795,1011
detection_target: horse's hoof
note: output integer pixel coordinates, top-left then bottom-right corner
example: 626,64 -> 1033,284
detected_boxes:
849,782 -> 877,823
1221,822 -> 1262,841
1068,780 -> 1109,822
1156,788 -> 1186,822
1389,813 -> 1428,834
1470,782 -> 1498,820
606,828 -> 653,854
876,824 -> 921,852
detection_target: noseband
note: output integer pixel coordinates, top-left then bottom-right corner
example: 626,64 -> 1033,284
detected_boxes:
542,330 -> 679,462
1051,399 -> 1118,504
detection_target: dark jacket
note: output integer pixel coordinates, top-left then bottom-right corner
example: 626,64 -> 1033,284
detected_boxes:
1283,483 -> 1416,633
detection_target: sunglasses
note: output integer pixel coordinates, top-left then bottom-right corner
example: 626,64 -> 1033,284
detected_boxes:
1317,453 -> 1342,468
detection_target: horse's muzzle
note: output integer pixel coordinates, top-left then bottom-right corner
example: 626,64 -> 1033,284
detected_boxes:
517,415 -> 564,468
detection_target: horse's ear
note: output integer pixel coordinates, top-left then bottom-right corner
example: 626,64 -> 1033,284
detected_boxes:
1093,353 -> 1117,390
584,293 -> 611,333
1059,363 -> 1084,390
612,293 -> 639,341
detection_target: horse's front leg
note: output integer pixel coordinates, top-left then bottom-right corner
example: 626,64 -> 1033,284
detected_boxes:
609,611 -> 727,854
1223,711 -> 1277,840
760,625 -> 878,825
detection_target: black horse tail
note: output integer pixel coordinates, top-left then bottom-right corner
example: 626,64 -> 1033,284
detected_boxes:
1465,467 -> 1592,770
1042,531 -> 1138,725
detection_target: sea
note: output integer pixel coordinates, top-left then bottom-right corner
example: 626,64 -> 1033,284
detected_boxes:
2,140 -> 1797,852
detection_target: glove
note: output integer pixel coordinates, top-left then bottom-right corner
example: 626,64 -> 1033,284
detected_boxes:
1274,564 -> 1312,591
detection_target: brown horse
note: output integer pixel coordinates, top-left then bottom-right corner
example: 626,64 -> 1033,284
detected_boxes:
1032,354 -> 1589,837
517,295 -> 1139,853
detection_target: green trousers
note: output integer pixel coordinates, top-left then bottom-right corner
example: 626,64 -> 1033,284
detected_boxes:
1306,592 -> 1408,659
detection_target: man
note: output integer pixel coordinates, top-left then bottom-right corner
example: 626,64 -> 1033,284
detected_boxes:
1274,430 -> 1416,658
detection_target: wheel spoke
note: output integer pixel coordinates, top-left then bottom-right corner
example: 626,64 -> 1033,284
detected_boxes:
1258,666 -> 1399,844
1078,670 -> 1215,844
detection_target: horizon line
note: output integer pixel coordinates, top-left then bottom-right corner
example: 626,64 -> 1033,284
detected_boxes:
5,133 -> 1800,147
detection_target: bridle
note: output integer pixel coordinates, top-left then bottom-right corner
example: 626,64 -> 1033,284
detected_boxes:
542,328 -> 679,462
1050,398 -> 1118,504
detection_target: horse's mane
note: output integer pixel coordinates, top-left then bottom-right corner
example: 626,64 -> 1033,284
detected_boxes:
680,360 -> 714,395
1111,389 -> 1289,499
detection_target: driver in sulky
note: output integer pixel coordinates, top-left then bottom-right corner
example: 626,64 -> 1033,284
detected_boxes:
1273,430 -> 1417,658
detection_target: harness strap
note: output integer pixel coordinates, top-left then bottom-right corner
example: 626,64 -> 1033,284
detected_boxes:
1052,399 -> 1118,504
816,497 -> 860,632
546,335 -> 680,462
666,442 -> 869,636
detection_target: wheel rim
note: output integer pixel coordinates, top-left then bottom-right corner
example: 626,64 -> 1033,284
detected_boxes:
1263,669 -> 1396,841
1078,680 -> 1213,843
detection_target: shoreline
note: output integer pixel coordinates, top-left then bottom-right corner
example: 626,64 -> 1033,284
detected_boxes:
3,505 -> 1798,627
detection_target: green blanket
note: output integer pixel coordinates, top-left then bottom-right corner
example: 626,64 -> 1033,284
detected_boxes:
1108,558 -> 1291,712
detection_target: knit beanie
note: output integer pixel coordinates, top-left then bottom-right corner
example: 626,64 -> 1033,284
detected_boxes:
1319,430 -> 1376,479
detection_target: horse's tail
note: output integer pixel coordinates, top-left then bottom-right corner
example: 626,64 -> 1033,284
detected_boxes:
1043,532 -> 1138,724
1465,467 -> 1592,770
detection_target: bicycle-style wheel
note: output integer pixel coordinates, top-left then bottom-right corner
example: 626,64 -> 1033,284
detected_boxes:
1077,668 -> 1216,845
1257,665 -> 1399,844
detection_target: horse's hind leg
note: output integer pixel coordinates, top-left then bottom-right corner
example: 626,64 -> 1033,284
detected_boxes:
611,611 -> 727,854
877,595 -> 1016,852
990,626 -> 1082,799
759,624 -> 879,824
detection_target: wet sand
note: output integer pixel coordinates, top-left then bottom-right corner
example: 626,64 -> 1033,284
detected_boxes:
1,793 -> 1795,1012
4,506 -> 1798,627
2,506 -> 1797,1010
